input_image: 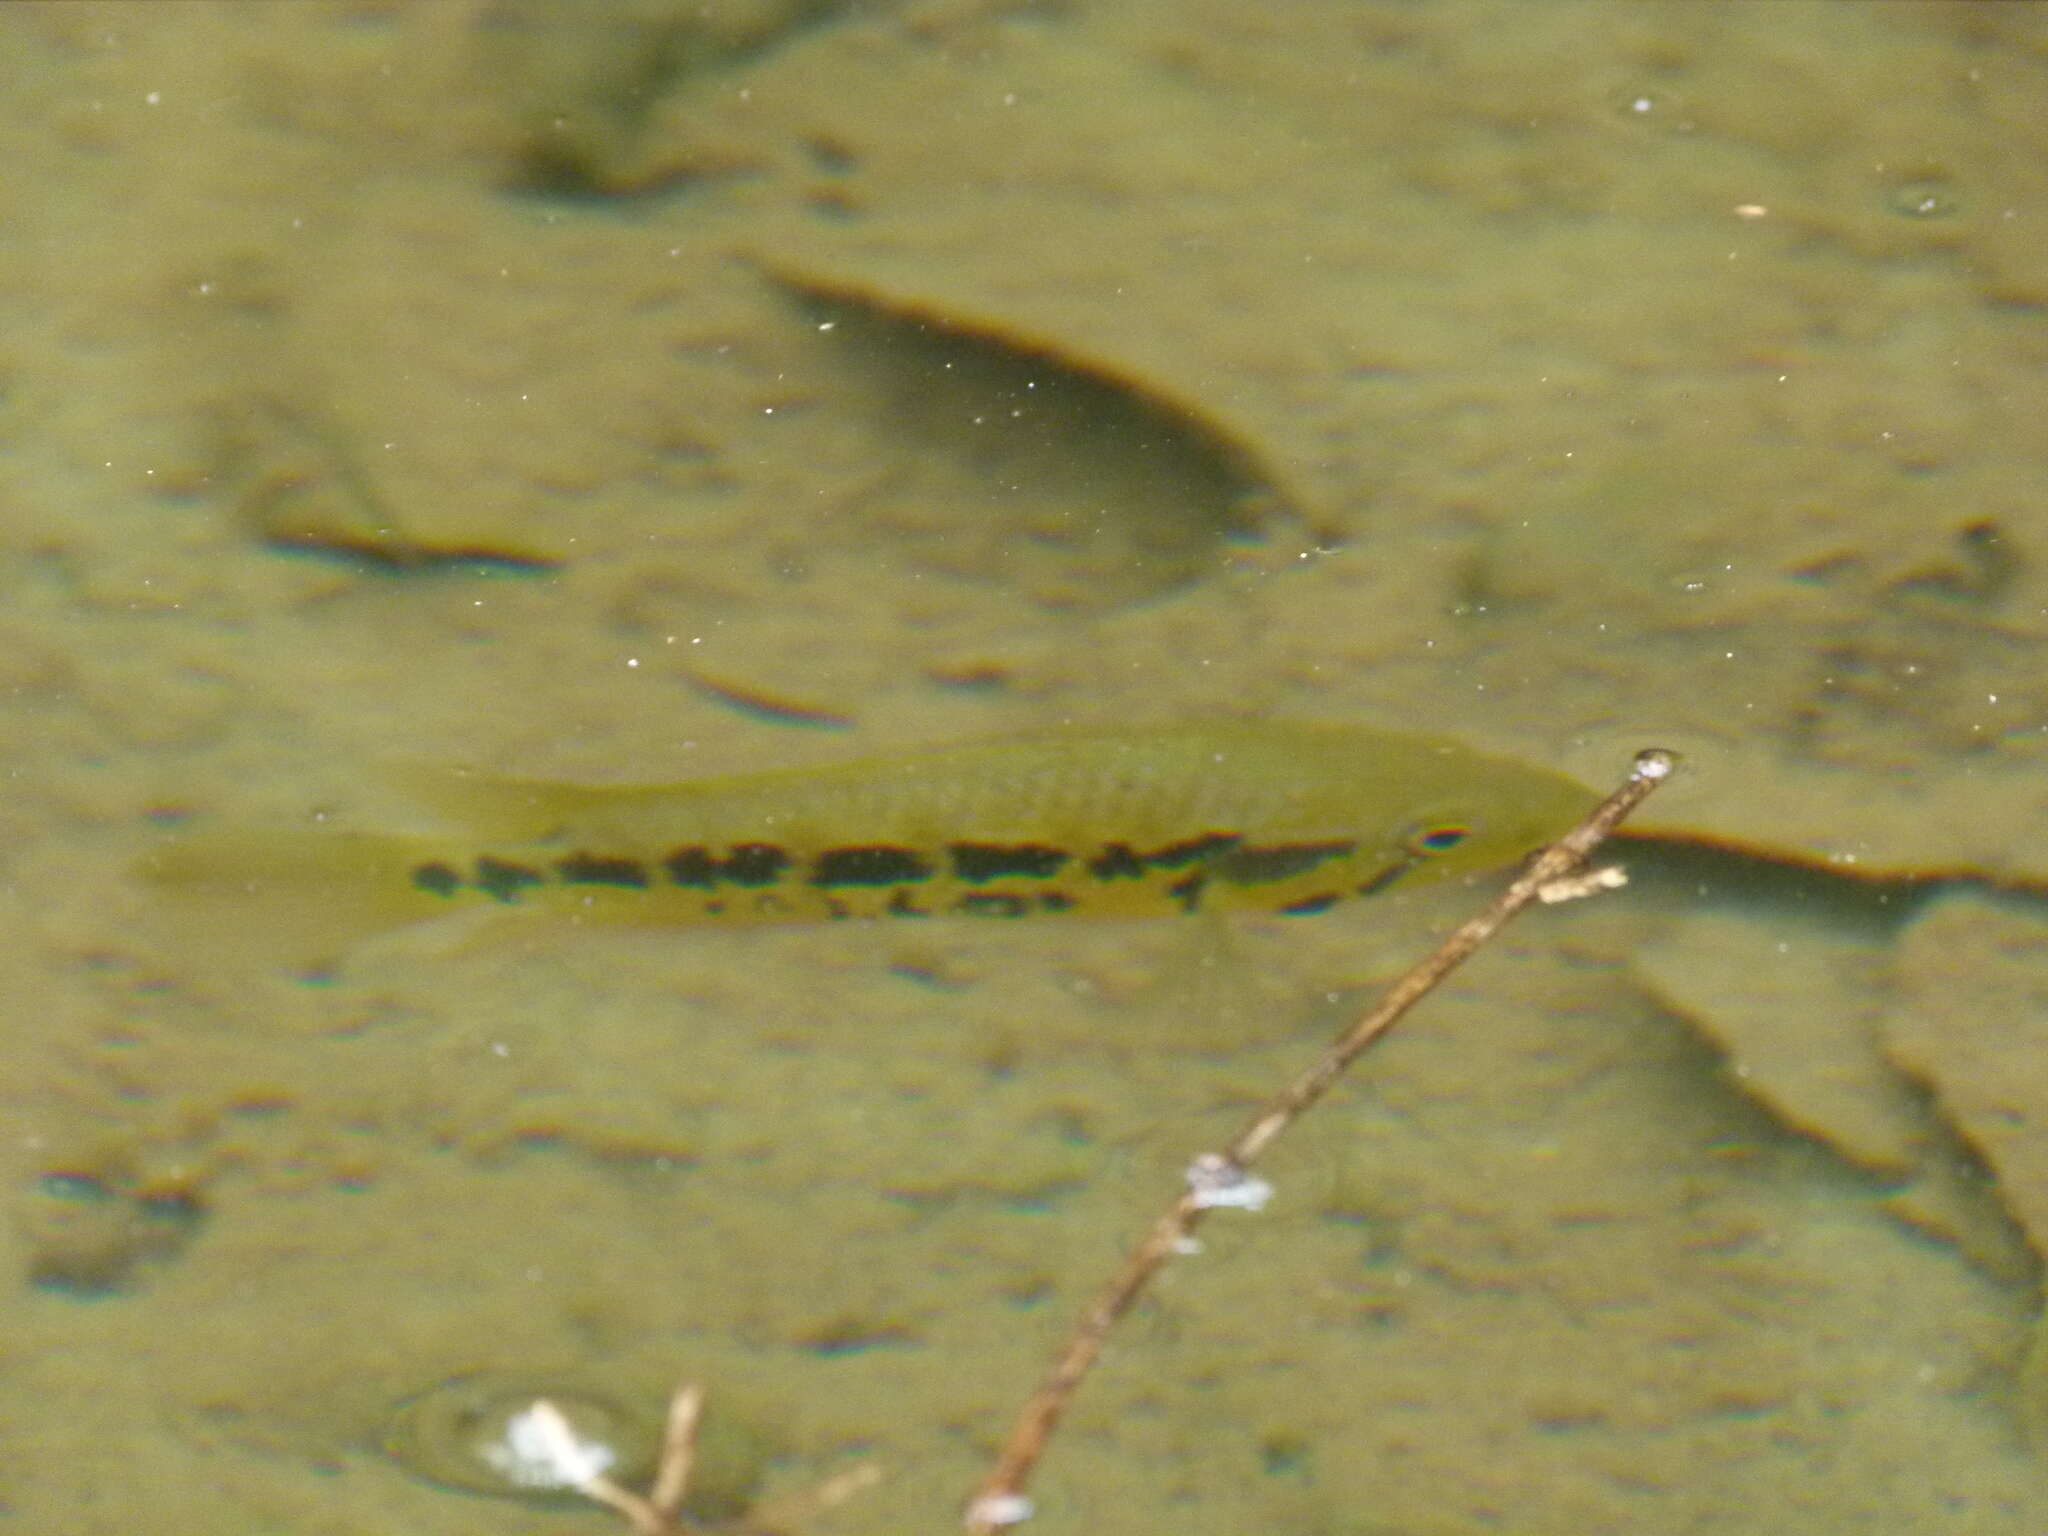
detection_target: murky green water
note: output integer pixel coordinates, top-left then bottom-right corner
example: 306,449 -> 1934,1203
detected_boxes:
3,3 -> 2046,1532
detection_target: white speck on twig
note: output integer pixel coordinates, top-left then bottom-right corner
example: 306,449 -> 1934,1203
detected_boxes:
1185,1153 -> 1272,1212
1536,864 -> 1628,904
966,1492 -> 1036,1527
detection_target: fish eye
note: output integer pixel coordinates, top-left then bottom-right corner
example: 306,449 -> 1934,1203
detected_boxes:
1412,823 -> 1472,855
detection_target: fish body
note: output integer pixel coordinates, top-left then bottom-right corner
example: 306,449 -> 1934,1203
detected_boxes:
140,723 -> 1594,964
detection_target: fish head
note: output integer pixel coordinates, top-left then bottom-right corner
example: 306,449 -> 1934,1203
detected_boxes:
1374,758 -> 1599,889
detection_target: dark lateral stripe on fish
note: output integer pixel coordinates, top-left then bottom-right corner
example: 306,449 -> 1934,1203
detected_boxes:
413,861 -> 463,897
558,853 -> 651,888
408,833 -> 1375,913
1086,843 -> 1146,880
1217,840 -> 1357,885
949,842 -> 1071,883
662,847 -> 719,888
1143,833 -> 1243,871
419,844 -> 807,902
811,845 -> 935,887
720,844 -> 790,887
477,856 -> 546,902
664,844 -> 792,889
1086,832 -> 1243,882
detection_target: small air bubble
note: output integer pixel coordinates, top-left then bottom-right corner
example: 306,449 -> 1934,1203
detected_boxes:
1885,176 -> 1959,219
1632,749 -> 1677,781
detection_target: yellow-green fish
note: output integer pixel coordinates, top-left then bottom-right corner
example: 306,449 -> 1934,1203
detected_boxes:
139,722 -> 1593,969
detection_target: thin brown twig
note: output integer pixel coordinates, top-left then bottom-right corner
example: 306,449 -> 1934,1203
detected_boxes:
964,748 -> 1676,1532
580,1473 -> 671,1536
649,1382 -> 706,1520
744,1463 -> 886,1533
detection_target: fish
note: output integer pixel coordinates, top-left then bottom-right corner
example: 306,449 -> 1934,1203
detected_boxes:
136,722 -> 1595,971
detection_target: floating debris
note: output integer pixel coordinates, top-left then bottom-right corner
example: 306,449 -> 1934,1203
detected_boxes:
381,1371 -> 657,1501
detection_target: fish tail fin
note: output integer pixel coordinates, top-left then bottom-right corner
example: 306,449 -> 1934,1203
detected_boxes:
132,829 -> 463,980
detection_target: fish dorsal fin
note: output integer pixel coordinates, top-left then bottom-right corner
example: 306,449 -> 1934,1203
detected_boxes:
378,764 -> 668,840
